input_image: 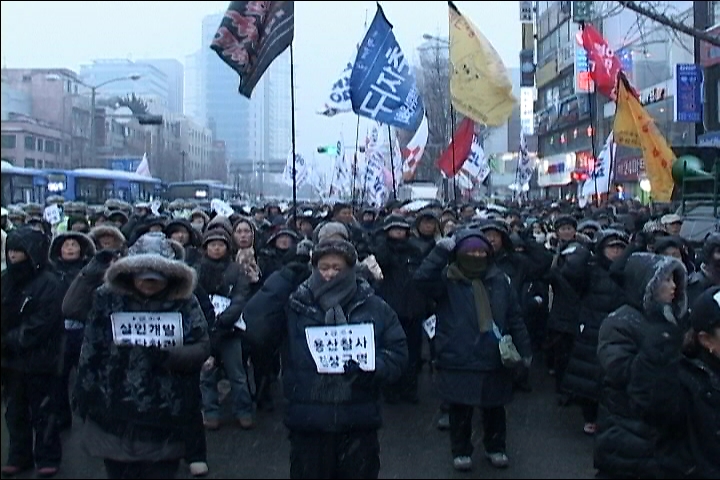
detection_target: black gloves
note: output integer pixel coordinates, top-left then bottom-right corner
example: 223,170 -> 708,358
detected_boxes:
344,359 -> 377,388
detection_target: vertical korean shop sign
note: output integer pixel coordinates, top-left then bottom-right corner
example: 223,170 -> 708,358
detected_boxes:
674,64 -> 704,123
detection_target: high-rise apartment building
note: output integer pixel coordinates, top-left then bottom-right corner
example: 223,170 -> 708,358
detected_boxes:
136,59 -> 184,114
195,12 -> 292,192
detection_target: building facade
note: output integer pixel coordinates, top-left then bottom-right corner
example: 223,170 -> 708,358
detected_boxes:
529,1 -> 703,199
1,114 -> 68,169
1,68 -> 93,168
80,59 -> 169,114
136,59 -> 184,115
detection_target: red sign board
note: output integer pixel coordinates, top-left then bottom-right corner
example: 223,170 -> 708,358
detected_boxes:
699,25 -> 720,68
614,156 -> 645,182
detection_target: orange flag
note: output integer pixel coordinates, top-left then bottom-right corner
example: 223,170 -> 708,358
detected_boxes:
613,78 -> 676,202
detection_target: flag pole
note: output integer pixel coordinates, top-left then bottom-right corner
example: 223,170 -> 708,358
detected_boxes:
290,43 -> 298,226
581,21 -> 601,207
352,117 -> 361,209
450,105 -> 457,203
388,124 -> 398,200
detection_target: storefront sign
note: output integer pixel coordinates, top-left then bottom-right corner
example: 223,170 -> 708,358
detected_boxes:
614,156 -> 645,182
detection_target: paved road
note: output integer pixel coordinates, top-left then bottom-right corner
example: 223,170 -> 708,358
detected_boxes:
2,364 -> 596,479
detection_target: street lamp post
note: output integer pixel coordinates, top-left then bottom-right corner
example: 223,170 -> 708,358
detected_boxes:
47,73 -> 141,168
181,150 -> 187,182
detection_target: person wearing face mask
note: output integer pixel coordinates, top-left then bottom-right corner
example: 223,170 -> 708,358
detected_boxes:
189,209 -> 210,233
258,228 -> 301,279
688,233 -> 720,307
413,229 -> 532,472
625,286 -> 720,479
48,232 -> 97,432
1,227 -> 65,478
241,239 -> 407,479
595,253 -> 689,480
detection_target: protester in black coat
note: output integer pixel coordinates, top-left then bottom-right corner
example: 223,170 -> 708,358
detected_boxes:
1,227 -> 64,477
373,215 -> 426,404
242,240 -> 407,479
628,286 -> 720,479
562,230 -> 628,434
595,253 -> 688,479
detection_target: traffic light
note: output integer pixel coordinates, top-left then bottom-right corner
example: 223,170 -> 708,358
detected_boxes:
137,114 -> 164,125
317,141 -> 342,155
572,1 -> 594,23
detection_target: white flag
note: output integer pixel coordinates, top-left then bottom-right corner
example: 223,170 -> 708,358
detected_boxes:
581,132 -> 616,198
518,132 -> 533,187
283,150 -> 309,187
317,48 -> 356,116
402,115 -> 429,181
135,153 -> 151,177
459,135 -> 490,184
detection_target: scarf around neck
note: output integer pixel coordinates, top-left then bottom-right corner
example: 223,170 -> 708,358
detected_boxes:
447,263 -> 495,334
307,267 -> 358,325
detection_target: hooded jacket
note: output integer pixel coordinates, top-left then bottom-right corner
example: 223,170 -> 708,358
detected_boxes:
49,231 -> 97,291
595,253 -> 688,478
1,227 -> 65,374
74,234 -> 210,446
164,218 -> 202,267
242,269 -> 407,433
62,225 -> 127,323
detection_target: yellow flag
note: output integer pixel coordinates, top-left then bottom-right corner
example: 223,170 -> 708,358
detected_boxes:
613,80 -> 676,202
448,1 -> 516,127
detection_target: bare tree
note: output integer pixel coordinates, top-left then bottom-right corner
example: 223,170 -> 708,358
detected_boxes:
413,42 -> 453,183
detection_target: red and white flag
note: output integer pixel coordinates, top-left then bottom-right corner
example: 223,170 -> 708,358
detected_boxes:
401,115 -> 429,181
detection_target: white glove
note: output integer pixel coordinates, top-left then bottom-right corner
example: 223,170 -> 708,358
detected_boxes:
436,237 -> 456,251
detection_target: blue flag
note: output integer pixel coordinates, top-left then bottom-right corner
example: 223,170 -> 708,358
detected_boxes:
349,5 -> 424,131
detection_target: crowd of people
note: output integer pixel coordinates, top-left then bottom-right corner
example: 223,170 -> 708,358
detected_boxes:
0,196 -> 718,479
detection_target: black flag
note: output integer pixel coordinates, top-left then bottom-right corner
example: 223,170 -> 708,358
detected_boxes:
211,1 -> 294,98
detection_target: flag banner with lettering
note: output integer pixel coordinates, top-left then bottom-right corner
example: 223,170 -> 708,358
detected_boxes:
211,1 -> 294,99
580,24 -> 639,100
581,132 -> 616,198
363,126 -> 388,206
613,77 -> 675,202
436,117 -> 475,177
459,134 -> 490,184
402,114 -> 429,181
318,47 -> 357,116
282,150 -> 309,187
349,5 -> 424,130
518,131 -> 533,187
448,1 -> 516,127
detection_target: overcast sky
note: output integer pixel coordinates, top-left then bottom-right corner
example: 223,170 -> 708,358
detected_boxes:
1,1 -> 521,153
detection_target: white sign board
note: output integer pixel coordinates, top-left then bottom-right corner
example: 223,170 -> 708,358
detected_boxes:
422,315 -> 437,339
44,204 -> 62,225
305,323 -> 375,374
110,312 -> 183,349
210,295 -> 231,316
210,199 -> 234,217
519,1 -> 533,23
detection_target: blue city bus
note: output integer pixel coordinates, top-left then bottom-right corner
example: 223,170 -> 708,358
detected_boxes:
45,168 -> 163,205
164,181 -> 237,202
1,160 -> 48,206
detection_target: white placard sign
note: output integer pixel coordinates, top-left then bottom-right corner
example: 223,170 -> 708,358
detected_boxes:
305,323 -> 375,374
422,315 -> 437,339
150,200 -> 162,216
110,312 -> 183,349
210,199 -> 234,217
210,295 -> 231,316
44,204 -> 62,225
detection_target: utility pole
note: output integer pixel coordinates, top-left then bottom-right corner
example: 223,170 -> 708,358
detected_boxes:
88,86 -> 97,168
181,150 -> 186,182
693,1 -> 712,143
